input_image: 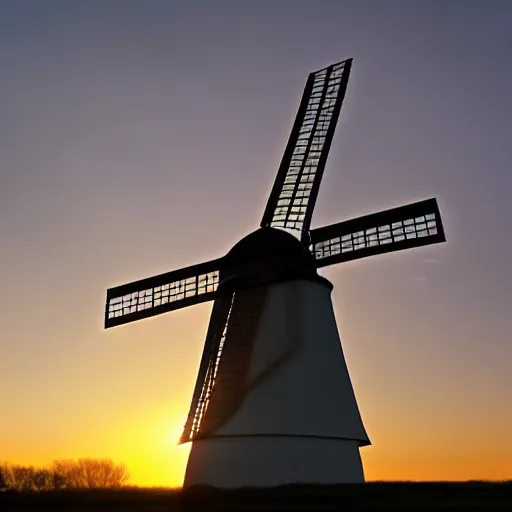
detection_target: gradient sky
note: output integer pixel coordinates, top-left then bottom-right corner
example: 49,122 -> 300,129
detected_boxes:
1,0 -> 511,487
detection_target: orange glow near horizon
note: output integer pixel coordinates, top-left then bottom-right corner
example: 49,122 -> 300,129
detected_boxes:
2,276 -> 511,488
4,421 -> 512,487
3,390 -> 512,487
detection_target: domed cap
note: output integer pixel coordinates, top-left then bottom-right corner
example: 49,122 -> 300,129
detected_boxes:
220,227 -> 318,290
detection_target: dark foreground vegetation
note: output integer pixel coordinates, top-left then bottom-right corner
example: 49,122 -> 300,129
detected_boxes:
0,459 -> 129,491
1,481 -> 511,511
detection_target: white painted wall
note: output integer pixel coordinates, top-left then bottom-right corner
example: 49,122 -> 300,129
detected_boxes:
185,436 -> 365,488
184,278 -> 369,488
215,278 -> 369,442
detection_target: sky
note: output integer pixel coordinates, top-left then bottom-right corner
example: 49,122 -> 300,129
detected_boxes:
1,0 -> 511,487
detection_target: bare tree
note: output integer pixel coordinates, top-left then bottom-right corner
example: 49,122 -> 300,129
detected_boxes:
52,460 -> 84,489
0,464 -> 7,490
52,459 -> 129,489
0,459 -> 129,491
0,464 -> 31,491
0,464 -> 53,491
31,468 -> 54,491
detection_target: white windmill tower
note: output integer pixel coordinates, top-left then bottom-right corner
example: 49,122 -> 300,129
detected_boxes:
104,58 -> 446,488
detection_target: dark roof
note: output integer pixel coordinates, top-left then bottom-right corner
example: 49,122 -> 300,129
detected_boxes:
225,227 -> 310,263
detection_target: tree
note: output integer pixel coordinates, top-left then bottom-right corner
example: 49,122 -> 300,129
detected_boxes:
0,459 -> 129,491
52,459 -> 129,489
0,463 -> 54,491
30,468 -> 54,491
0,464 -> 6,490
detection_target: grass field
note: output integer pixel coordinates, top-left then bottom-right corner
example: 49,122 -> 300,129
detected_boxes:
1,481 -> 511,511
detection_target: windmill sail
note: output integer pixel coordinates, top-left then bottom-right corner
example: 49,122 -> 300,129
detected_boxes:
180,286 -> 268,443
310,198 -> 446,267
105,258 -> 222,328
261,59 -> 352,237
180,291 -> 235,443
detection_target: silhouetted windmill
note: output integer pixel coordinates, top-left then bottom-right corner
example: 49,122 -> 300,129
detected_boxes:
104,59 -> 446,488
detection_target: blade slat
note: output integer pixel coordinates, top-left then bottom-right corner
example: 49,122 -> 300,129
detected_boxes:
180,291 -> 235,443
104,258 -> 222,328
180,287 -> 267,443
311,198 -> 446,267
261,59 -> 352,237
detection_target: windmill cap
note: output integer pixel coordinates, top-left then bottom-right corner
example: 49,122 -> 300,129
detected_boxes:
219,227 -> 327,291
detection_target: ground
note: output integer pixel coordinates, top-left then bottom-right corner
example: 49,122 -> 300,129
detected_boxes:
1,482 -> 511,511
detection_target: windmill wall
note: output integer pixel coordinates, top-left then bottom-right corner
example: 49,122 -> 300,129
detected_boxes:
184,277 -> 370,488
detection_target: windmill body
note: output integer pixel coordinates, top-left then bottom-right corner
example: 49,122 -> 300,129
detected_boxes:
104,59 -> 446,488
185,228 -> 369,487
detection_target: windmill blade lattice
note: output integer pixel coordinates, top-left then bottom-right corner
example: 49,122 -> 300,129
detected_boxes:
310,198 -> 446,268
261,59 -> 352,237
105,258 -> 222,328
180,286 -> 268,443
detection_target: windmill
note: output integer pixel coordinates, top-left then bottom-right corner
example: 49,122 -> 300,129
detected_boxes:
104,58 -> 446,488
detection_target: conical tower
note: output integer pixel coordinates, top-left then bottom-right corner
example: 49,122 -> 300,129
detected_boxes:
183,228 -> 370,487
